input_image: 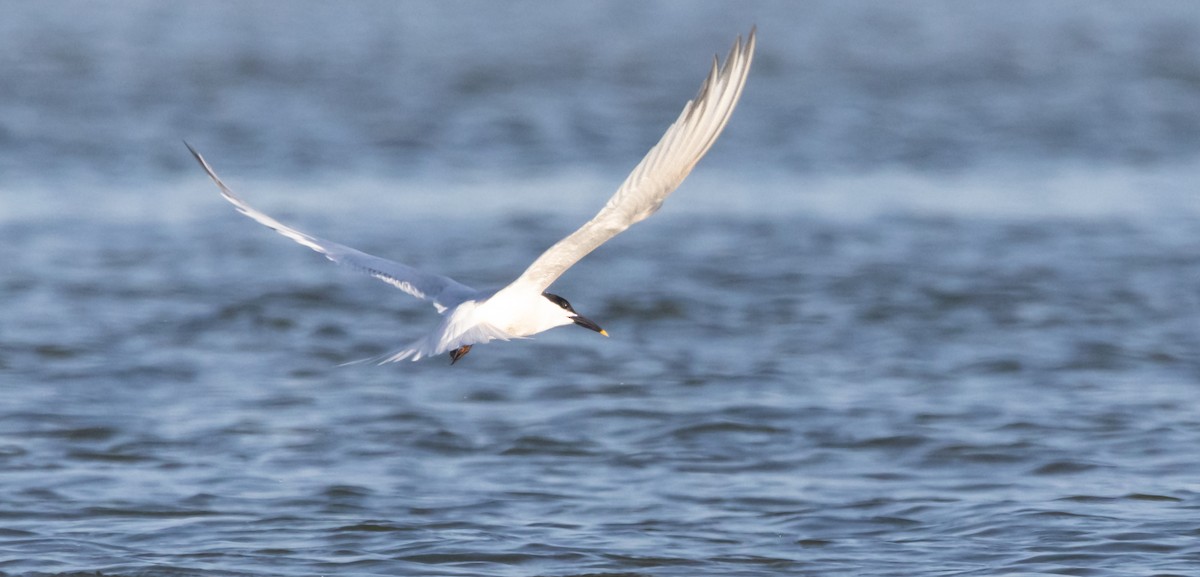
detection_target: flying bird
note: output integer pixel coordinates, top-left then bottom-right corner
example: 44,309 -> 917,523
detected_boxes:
187,29 -> 755,364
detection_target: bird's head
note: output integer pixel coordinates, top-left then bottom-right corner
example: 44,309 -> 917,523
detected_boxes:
542,292 -> 608,337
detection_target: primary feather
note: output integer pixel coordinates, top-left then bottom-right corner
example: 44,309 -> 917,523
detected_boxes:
185,143 -> 478,314
512,29 -> 755,292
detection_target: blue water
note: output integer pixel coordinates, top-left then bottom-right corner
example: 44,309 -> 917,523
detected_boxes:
3,2 -> 1200,576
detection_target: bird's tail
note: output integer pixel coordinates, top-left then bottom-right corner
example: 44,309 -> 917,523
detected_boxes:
340,322 -> 515,366
378,346 -> 426,364
334,337 -> 429,366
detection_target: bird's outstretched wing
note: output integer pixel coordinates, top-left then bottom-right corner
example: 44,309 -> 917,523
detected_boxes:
511,28 -> 756,292
186,143 -> 478,313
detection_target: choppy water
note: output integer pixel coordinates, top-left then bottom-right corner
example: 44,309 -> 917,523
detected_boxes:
3,2 -> 1200,576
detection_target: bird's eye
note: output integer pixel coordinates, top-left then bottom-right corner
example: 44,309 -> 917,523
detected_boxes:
542,292 -> 574,312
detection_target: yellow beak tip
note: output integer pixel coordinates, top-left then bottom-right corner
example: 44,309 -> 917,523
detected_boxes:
600,330 -> 610,337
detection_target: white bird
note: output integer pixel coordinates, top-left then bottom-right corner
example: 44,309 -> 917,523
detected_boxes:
187,29 -> 755,365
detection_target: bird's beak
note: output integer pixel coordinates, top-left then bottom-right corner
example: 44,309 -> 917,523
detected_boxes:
572,314 -> 609,337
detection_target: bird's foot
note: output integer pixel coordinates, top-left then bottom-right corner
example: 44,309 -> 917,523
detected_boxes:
449,345 -> 472,365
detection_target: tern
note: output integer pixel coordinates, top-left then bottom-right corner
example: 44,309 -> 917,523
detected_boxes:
187,29 -> 755,365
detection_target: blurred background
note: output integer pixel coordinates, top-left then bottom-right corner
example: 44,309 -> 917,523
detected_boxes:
1,2 -> 1199,576
2,0 -> 1199,213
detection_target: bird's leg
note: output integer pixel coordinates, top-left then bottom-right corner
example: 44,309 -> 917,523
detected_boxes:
449,345 -> 472,365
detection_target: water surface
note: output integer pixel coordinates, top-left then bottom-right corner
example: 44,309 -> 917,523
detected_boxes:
2,2 -> 1200,576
